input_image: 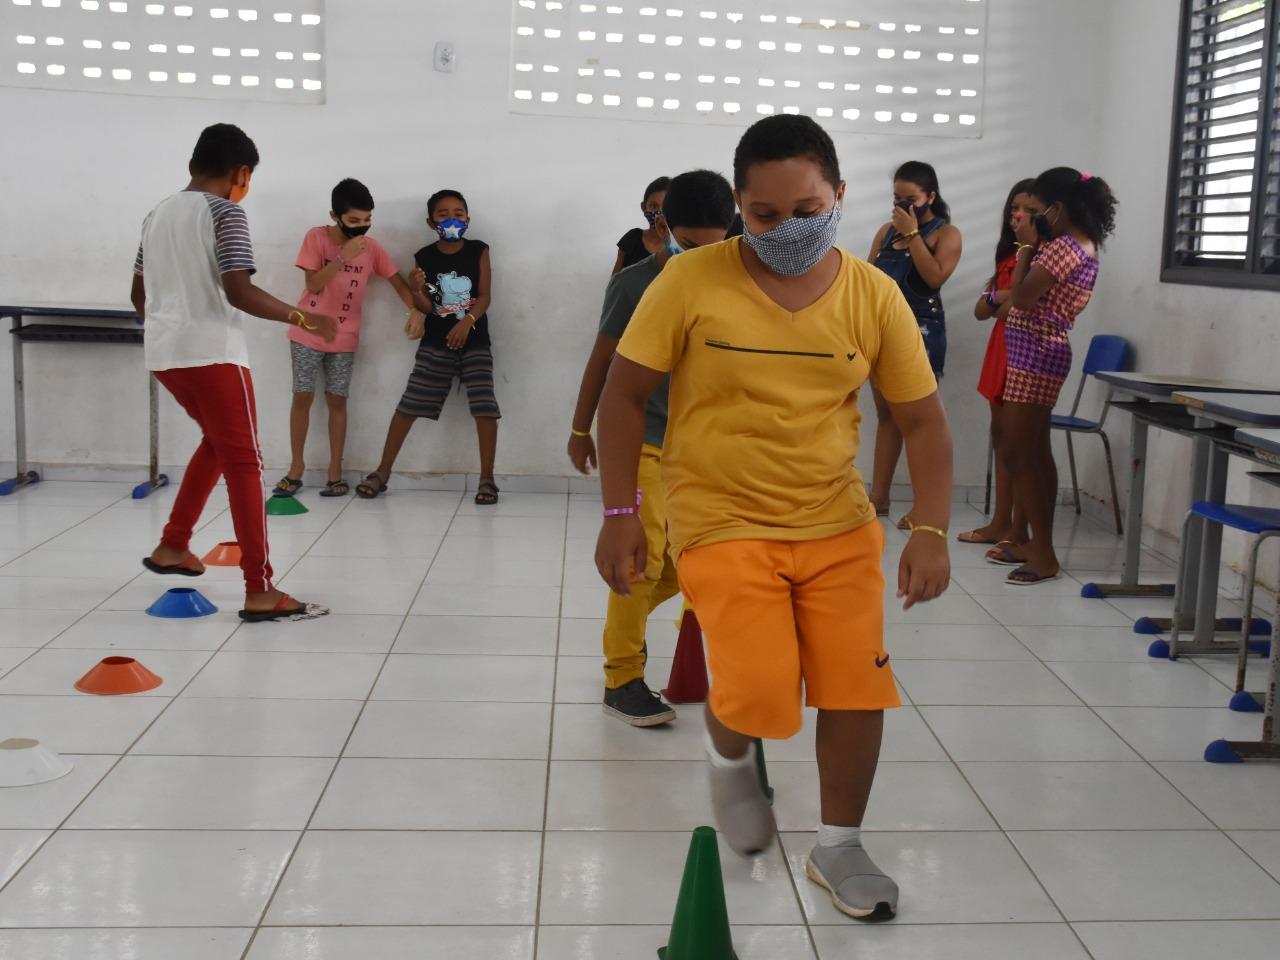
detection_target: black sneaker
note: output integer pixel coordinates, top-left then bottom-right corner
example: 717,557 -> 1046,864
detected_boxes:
603,678 -> 677,727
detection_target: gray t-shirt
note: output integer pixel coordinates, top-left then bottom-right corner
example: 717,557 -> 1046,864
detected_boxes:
598,255 -> 670,449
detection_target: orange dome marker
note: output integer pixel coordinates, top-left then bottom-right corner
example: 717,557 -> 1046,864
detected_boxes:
202,541 -> 241,566
74,656 -> 163,696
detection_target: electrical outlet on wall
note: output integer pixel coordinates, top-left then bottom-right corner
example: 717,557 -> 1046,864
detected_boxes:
434,41 -> 456,73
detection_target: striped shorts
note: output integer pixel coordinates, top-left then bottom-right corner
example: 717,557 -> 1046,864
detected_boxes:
396,344 -> 501,421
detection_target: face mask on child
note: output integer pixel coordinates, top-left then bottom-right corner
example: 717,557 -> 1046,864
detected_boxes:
664,229 -> 684,257
434,218 -> 468,241
743,204 -> 842,276
1034,207 -> 1058,239
895,199 -> 932,220
644,210 -> 660,227
338,222 -> 370,238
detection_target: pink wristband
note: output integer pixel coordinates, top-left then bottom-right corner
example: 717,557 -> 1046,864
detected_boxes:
603,490 -> 643,518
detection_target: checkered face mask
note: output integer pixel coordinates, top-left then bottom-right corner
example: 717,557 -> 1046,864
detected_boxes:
742,204 -> 843,276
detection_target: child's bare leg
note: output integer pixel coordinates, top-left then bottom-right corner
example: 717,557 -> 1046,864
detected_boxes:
807,707 -> 898,920
287,392 -> 312,480
815,709 -> 883,826
325,394 -> 347,483
706,705 -> 754,759
374,412 -> 416,479
475,415 -> 498,484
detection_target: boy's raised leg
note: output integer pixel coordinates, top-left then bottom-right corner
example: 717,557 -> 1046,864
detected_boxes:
704,707 -> 775,855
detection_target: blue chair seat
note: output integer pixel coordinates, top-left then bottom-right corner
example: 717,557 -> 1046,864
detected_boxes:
1191,501 -> 1280,535
1051,414 -> 1100,431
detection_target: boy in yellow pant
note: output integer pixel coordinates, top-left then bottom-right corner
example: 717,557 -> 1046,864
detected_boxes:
568,169 -> 737,725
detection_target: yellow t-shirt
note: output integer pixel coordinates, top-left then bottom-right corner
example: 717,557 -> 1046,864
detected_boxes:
617,237 -> 937,557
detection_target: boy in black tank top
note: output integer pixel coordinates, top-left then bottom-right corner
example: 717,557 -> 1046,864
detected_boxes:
357,189 -> 502,505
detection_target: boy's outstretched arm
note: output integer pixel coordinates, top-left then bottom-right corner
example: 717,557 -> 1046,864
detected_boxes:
222,270 -> 338,343
594,354 -> 665,597
889,391 -> 952,609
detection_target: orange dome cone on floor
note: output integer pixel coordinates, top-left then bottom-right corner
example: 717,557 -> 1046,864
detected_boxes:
74,657 -> 163,695
202,541 -> 241,566
663,608 -> 709,704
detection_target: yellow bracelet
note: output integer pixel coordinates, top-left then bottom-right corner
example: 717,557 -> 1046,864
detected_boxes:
289,309 -> 317,331
570,428 -> 592,438
900,229 -> 921,242
908,522 -> 948,540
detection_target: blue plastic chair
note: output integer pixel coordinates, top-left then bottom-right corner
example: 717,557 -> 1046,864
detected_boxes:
1170,503 -> 1280,723
1051,334 -> 1133,534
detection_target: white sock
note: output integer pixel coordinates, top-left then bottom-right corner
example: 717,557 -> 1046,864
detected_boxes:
817,822 -> 863,848
705,730 -> 754,769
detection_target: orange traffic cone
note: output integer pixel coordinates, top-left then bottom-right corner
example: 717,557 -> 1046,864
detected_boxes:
75,657 -> 163,695
663,608 -> 709,704
202,541 -> 241,566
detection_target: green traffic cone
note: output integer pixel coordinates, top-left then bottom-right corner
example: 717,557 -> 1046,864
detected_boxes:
266,495 -> 308,516
754,738 -> 774,805
658,826 -> 738,960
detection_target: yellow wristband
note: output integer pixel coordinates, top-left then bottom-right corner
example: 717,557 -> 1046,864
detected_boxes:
289,309 -> 317,331
901,229 -> 921,242
908,522 -> 948,540
571,428 -> 592,438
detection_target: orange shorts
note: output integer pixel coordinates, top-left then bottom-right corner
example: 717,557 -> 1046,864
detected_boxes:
677,522 -> 899,740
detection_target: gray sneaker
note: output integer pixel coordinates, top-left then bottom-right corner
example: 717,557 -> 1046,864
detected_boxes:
806,843 -> 898,921
707,745 -> 776,856
603,679 -> 677,727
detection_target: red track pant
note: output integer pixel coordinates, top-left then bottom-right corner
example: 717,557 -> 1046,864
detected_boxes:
154,364 -> 274,593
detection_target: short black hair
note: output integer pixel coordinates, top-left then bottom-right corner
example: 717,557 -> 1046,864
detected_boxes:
427,189 -> 467,220
662,170 -> 736,230
332,178 -> 374,217
1032,167 -> 1118,246
189,123 -> 259,178
733,115 -> 841,191
643,176 -> 672,202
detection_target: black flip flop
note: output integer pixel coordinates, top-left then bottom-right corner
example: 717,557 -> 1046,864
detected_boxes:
474,481 -> 500,506
273,476 -> 303,497
319,479 -> 350,498
141,556 -> 205,577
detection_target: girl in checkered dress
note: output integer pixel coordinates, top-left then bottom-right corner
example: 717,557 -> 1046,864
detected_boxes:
996,167 -> 1117,586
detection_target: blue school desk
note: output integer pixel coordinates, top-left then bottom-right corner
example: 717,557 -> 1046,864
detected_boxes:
2,305 -> 167,498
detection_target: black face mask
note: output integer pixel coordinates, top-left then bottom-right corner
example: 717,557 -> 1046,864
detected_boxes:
338,222 -> 371,238
896,199 -> 932,219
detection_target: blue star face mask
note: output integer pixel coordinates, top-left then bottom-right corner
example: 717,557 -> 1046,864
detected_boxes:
664,229 -> 684,257
435,218 -> 468,241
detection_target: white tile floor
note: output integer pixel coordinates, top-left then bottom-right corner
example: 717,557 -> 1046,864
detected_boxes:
0,481 -> 1279,959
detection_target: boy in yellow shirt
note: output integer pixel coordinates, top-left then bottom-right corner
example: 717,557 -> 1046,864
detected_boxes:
594,115 -> 953,921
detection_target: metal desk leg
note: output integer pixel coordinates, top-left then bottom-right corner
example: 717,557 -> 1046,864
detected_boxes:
130,372 -> 169,500
1164,424 -> 1269,655
1,317 -> 40,495
1206,608 -> 1280,762
1082,412 -> 1174,600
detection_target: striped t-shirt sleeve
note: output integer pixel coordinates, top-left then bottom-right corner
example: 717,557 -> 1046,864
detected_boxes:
206,195 -> 256,275
133,211 -> 150,275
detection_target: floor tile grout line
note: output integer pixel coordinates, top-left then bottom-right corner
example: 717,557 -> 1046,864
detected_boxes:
237,489 -> 465,960
530,490 -> 572,960
0,487 -> 352,907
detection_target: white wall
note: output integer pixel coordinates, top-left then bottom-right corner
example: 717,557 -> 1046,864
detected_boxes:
1090,0 -> 1280,590
0,0 -> 1107,485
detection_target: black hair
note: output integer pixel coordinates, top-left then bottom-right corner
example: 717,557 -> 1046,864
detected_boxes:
893,160 -> 950,221
427,189 -> 468,221
994,178 -> 1037,270
331,178 -> 374,217
733,114 -> 841,191
1031,167 -> 1118,247
661,169 -> 736,230
643,176 -> 672,202
189,123 -> 259,178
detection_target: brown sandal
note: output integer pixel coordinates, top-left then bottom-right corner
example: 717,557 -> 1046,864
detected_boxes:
355,473 -> 388,499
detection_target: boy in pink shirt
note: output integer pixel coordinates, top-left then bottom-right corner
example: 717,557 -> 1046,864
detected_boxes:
276,178 -> 426,497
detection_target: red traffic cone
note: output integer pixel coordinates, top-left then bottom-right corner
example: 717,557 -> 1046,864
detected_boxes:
663,608 -> 709,704
658,826 -> 738,960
